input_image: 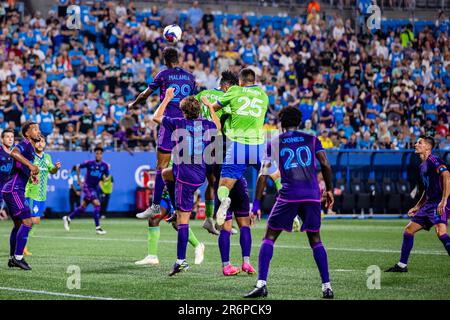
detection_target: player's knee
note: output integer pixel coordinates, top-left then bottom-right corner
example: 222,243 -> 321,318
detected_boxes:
307,232 -> 321,246
148,218 -> 160,227
404,226 -> 415,235
161,168 -> 172,181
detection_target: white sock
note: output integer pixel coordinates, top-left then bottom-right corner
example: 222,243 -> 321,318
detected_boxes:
15,255 -> 23,261
397,262 -> 407,268
256,280 -> 266,288
322,282 -> 332,291
222,261 -> 230,267
176,259 -> 185,265
243,256 -> 250,264
96,226 -> 101,230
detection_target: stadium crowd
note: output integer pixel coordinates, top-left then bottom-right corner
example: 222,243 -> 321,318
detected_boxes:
0,0 -> 449,152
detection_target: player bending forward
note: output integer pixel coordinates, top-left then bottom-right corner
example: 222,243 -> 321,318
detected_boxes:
24,137 -> 61,255
63,147 -> 110,234
151,88 -> 220,276
385,135 -> 450,272
244,107 -> 335,299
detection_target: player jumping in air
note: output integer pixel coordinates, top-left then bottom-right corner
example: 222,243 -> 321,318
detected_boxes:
201,68 -> 269,227
195,70 -> 239,236
385,135 -> 450,272
151,88 -> 220,276
2,121 -> 40,270
24,137 -> 61,255
0,129 -> 15,223
62,146 -> 110,235
244,107 -> 335,299
130,47 -> 196,220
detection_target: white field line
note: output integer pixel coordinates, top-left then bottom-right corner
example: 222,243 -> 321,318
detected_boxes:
0,286 -> 122,300
19,234 -> 447,256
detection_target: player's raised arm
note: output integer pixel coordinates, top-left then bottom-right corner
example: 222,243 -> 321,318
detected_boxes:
128,87 -> 153,109
152,88 -> 175,124
200,96 -> 222,111
316,151 -> 334,209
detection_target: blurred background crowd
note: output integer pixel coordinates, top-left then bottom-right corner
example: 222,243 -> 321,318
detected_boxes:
0,0 -> 448,152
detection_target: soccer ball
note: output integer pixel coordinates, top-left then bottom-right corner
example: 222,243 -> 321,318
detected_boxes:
163,24 -> 182,43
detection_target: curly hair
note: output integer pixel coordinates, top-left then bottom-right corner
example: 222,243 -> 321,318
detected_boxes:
278,106 -> 302,129
163,47 -> 179,66
180,96 -> 201,120
220,70 -> 239,87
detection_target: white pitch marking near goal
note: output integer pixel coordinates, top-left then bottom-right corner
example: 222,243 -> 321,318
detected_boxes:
0,286 -> 122,300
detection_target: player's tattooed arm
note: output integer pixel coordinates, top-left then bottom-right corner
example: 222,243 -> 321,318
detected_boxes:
317,151 -> 334,209
10,148 -> 39,176
438,171 -> 450,217
152,88 -> 175,124
129,87 -> 153,109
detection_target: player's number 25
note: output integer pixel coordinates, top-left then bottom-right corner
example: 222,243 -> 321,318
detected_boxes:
281,146 -> 312,170
236,97 -> 264,117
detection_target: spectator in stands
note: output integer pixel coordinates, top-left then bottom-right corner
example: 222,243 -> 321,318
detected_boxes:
319,129 -> 334,149
37,100 -> 54,137
47,126 -> 65,150
187,1 -> 203,30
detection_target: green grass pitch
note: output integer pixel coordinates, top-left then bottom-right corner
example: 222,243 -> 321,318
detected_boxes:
0,218 -> 448,300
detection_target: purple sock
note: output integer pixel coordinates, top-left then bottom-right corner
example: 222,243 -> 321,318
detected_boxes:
218,229 -> 231,263
438,234 -> 450,255
311,241 -> 330,284
177,224 -> 189,260
400,231 -> 414,264
240,226 -> 252,259
15,224 -> 32,256
10,227 -> 19,257
69,206 -> 85,220
258,238 -> 274,282
165,180 -> 176,206
152,170 -> 165,205
93,205 -> 101,228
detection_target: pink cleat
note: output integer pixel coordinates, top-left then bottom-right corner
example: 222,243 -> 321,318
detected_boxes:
223,264 -> 240,276
242,262 -> 256,275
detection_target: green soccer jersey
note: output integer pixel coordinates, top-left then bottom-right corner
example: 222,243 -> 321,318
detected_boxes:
218,85 -> 269,145
195,88 -> 228,120
25,153 -> 55,201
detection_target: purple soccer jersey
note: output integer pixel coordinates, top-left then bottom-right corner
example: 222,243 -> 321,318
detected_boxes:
79,160 -> 109,189
148,67 -> 196,118
2,139 -> 35,193
270,130 -> 324,202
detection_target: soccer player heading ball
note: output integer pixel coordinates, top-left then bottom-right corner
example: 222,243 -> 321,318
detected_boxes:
385,135 -> 450,272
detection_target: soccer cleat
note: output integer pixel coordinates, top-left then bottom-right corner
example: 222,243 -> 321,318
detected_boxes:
244,285 -> 268,298
202,217 -> 219,235
7,258 -> 14,268
242,262 -> 256,275
216,197 -> 231,226
223,264 -> 240,276
11,257 -> 32,271
194,243 -> 205,265
135,255 -> 159,265
96,227 -> 107,235
23,247 -> 32,256
322,288 -> 334,299
293,216 -> 301,232
231,226 -> 238,235
166,211 -> 177,223
168,260 -> 190,276
384,264 -> 408,273
62,216 -> 70,231
136,204 -> 161,219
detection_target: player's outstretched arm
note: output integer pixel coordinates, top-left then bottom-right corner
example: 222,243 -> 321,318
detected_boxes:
10,148 -> 39,176
208,104 -> 221,131
438,171 -> 450,217
50,161 -> 61,174
317,151 -> 334,209
128,87 -> 153,109
200,96 -> 222,111
152,88 -> 175,124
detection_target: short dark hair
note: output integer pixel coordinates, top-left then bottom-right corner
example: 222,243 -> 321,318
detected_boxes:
420,135 -> 435,149
94,146 -> 104,153
1,128 -> 14,139
220,71 -> 239,87
239,68 -> 256,84
163,47 -> 179,66
21,121 -> 37,138
278,106 -> 302,129
180,96 -> 200,120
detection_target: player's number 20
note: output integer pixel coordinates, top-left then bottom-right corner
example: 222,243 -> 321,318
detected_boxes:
236,97 -> 264,117
281,146 -> 312,170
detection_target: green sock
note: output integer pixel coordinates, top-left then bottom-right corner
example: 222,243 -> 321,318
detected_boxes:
205,200 -> 214,218
217,186 -> 230,202
188,228 -> 200,248
148,227 -> 160,256
274,178 -> 282,191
